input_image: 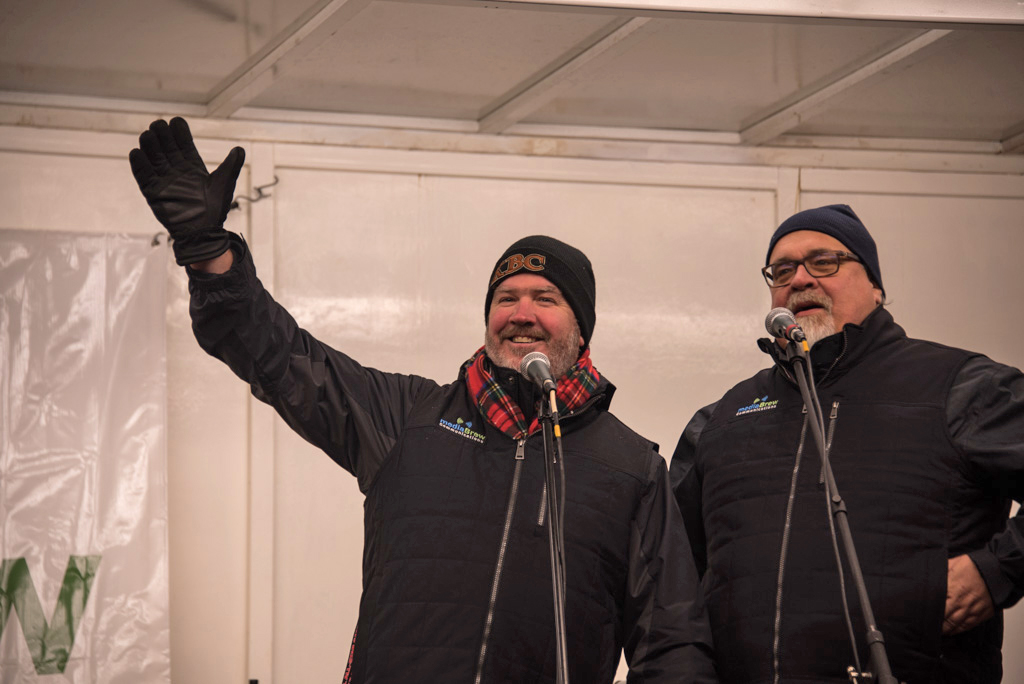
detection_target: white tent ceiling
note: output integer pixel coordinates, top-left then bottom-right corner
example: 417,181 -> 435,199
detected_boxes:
1,0 -> 1022,153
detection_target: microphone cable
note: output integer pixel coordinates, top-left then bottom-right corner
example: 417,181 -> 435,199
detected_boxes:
542,385 -> 570,684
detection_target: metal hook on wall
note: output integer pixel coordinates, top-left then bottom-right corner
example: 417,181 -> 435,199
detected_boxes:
230,176 -> 280,211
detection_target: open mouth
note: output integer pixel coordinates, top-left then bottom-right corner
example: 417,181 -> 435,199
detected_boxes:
790,300 -> 828,316
507,335 -> 544,345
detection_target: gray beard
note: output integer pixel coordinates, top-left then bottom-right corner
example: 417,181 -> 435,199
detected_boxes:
786,291 -> 836,347
799,313 -> 837,347
485,320 -> 582,380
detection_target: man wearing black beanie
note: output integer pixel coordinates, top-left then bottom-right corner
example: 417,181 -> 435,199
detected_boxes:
130,118 -> 716,684
484,235 -> 597,380
671,204 -> 1024,684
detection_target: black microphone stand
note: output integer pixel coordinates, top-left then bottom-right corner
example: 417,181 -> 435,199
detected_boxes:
539,388 -> 570,684
783,341 -> 900,684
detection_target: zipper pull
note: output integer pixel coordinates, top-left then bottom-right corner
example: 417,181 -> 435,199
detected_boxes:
537,483 -> 548,529
820,400 -> 840,486
515,439 -> 525,460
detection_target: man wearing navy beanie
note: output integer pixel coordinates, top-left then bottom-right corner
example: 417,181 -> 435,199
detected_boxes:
761,203 -> 885,346
671,204 -> 1024,684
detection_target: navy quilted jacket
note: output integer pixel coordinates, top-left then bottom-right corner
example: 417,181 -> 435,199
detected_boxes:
671,307 -> 1024,684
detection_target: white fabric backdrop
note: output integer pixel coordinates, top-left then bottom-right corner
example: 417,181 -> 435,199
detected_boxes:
0,230 -> 170,683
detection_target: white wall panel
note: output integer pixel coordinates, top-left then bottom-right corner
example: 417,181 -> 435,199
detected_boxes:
0,151 -> 146,232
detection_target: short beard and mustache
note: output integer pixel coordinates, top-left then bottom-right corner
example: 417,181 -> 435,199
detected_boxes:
485,321 -> 583,381
786,291 -> 836,347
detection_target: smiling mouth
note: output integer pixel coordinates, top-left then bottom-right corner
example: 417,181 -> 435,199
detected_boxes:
508,335 -> 544,344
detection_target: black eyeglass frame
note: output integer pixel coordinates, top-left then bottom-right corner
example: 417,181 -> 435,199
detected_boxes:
761,250 -> 861,288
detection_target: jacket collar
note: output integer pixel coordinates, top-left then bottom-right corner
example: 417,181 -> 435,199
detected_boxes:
759,306 -> 906,383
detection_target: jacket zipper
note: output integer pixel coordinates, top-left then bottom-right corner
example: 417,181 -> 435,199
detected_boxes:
774,400 -> 842,682
819,400 -> 840,485
772,412 -> 809,684
818,399 -> 861,672
819,330 -> 848,384
474,438 -> 526,684
537,482 -> 547,527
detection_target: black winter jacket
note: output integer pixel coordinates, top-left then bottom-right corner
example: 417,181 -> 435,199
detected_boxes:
671,307 -> 1024,684
188,238 -> 717,684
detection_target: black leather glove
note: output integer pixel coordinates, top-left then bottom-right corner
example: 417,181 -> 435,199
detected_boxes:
129,117 -> 245,266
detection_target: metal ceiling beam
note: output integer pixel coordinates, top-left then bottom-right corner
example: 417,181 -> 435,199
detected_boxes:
739,29 -> 954,146
478,17 -> 651,134
204,0 -> 374,119
1002,124 -> 1024,154
6,100 -> 1024,175
453,0 -> 1024,26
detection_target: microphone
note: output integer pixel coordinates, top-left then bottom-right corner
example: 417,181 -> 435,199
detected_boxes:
520,352 -> 557,393
765,307 -> 807,343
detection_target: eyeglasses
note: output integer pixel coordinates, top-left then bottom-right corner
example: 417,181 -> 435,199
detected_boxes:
762,250 -> 861,288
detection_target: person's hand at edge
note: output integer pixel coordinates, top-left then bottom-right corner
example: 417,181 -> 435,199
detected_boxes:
943,554 -> 995,635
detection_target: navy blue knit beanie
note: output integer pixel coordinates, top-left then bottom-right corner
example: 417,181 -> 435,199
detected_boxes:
766,204 -> 884,294
485,235 -> 596,348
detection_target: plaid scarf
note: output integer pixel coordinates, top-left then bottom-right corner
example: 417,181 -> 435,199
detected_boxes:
462,347 -> 601,440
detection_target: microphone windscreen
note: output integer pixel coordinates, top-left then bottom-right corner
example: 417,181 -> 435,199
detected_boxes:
520,351 -> 550,377
765,307 -> 797,338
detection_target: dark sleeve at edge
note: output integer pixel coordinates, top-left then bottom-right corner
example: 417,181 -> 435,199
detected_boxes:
669,402 -> 718,579
623,453 -> 718,684
948,355 -> 1024,608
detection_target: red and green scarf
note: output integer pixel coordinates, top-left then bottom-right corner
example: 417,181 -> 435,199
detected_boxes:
462,347 -> 601,440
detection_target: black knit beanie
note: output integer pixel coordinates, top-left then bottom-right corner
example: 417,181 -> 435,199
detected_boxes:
767,204 -> 884,295
485,235 -> 596,348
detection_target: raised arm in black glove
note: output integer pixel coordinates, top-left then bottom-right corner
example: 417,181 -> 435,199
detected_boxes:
129,117 -> 245,266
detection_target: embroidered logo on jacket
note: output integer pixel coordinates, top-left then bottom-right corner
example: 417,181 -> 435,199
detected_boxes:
735,395 -> 779,416
439,416 -> 486,443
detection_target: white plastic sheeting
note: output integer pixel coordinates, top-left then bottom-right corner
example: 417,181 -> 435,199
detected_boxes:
0,230 -> 170,683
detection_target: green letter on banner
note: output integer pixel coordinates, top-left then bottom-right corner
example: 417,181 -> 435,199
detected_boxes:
0,555 -> 101,674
